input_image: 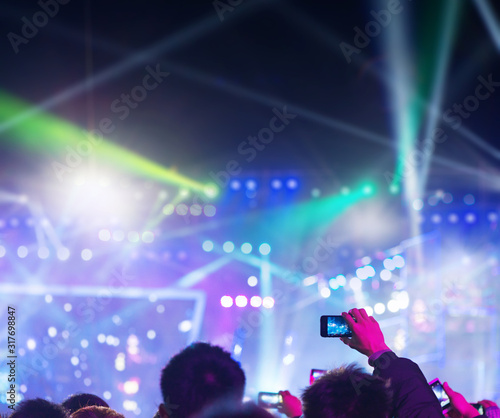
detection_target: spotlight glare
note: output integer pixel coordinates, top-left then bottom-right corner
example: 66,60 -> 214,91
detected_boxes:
286,178 -> 298,190
392,255 -> 405,268
247,276 -> 258,287
235,295 -> 248,308
320,287 -> 331,298
349,277 -> 362,291
27,339 -> 36,350
259,243 -> 271,255
271,179 -> 283,190
222,241 -> 235,253
380,269 -> 392,281
245,179 -> 257,190
178,320 -> 192,333
220,296 -> 233,308
81,249 -> 93,261
387,300 -> 400,313
363,306 -> 374,316
336,274 -> 346,286
38,247 -> 49,259
262,296 -> 275,309
241,243 -> 252,254
374,303 -> 386,315
229,179 -> 241,191
202,240 -> 214,252
250,296 -> 262,307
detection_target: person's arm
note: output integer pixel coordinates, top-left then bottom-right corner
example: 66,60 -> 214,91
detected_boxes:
442,382 -> 486,418
277,390 -> 302,418
340,308 -> 443,418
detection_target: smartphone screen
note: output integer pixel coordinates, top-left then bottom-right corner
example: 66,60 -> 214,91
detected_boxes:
429,379 -> 451,411
320,315 -> 352,337
310,369 -> 327,384
257,392 -> 282,409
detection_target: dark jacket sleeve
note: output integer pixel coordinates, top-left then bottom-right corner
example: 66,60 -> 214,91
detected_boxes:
372,351 -> 443,418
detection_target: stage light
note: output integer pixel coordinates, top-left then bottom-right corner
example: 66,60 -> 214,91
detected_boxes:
488,212 -> 498,223
383,258 -> 395,271
393,255 -> 405,268
27,339 -> 36,350
464,194 -> 475,205
84,378 -> 92,387
230,179 -> 241,190
223,241 -> 235,253
142,231 -> 155,243
81,249 -> 92,261
364,306 -> 374,316
162,203 -> 175,215
241,243 -> 252,254
38,247 -> 49,259
387,300 -> 400,313
396,291 -> 410,309
123,400 -> 138,412
340,187 -> 350,195
361,256 -> 371,265
250,296 -> 262,307
356,267 -> 368,280
45,294 -> 53,303
247,276 -> 258,287
103,391 -> 112,400
115,354 -> 126,372
204,205 -> 216,217
0,245 -> 5,257
234,344 -> 242,355
178,320 -> 192,333
374,303 -> 386,315
190,204 -> 202,216
336,274 -> 346,286
220,296 -> 233,308
262,296 -> 275,309
380,269 -> 392,281
112,315 -> 122,325
271,179 -> 283,190
235,295 -> 248,307
204,183 -> 219,198
389,184 -> 399,194
176,204 -> 189,215
64,303 -> 72,312
75,370 -> 82,378
329,278 -> 339,290
202,240 -> 214,252
365,265 -> 376,277
361,183 -> 374,195
431,214 -> 442,224
465,213 -> 476,224
106,335 -> 115,345
81,339 -> 89,348
156,304 -> 165,313
48,327 -> 57,337
246,179 -> 257,190
71,356 -> 80,366
286,178 -> 298,190
448,213 -> 458,223
349,277 -> 362,291
112,230 -> 125,242
311,188 -> 321,198
412,199 -> 423,211
146,330 -> 156,340
17,246 -> 28,258
320,287 -> 331,298
97,334 -> 106,343
283,354 -> 295,365
259,243 -> 271,255
99,229 -> 111,241
57,247 -> 70,261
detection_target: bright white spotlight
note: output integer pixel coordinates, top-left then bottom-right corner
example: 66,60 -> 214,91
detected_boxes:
393,255 -> 405,268
380,269 -> 392,281
356,267 -> 368,280
246,179 -> 257,190
27,339 -> 36,350
178,320 -> 192,333
320,288 -> 331,298
81,249 -> 92,261
349,277 -> 362,291
234,344 -> 242,355
230,179 -> 241,190
235,295 -> 248,308
247,276 -> 258,287
48,327 -> 57,337
259,243 -> 271,255
387,300 -> 400,313
329,278 -> 339,290
241,243 -> 252,254
220,296 -> 233,308
374,303 -> 386,315
262,297 -> 275,309
336,275 -> 346,286
17,246 -> 28,258
142,231 -> 155,243
282,354 -> 295,365
202,240 -> 214,252
412,199 -> 424,211
250,296 -> 262,307
98,229 -> 111,241
57,247 -> 70,261
286,178 -> 298,190
383,258 -> 395,271
223,241 -> 235,253
363,306 -> 374,316
271,179 -> 283,190
147,330 -> 156,339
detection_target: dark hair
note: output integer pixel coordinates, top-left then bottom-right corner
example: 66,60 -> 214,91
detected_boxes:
301,364 -> 392,418
198,401 -> 274,418
62,393 -> 109,414
69,406 -> 124,418
160,342 -> 246,418
9,398 -> 69,418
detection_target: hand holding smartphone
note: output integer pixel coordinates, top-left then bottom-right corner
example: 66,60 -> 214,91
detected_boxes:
320,315 -> 352,337
429,378 -> 451,413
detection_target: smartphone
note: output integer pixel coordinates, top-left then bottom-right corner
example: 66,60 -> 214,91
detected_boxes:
310,369 -> 327,384
320,315 -> 352,337
257,392 -> 282,409
471,403 -> 485,414
429,378 -> 451,413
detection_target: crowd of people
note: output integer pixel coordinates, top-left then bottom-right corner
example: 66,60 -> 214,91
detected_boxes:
7,308 -> 500,418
